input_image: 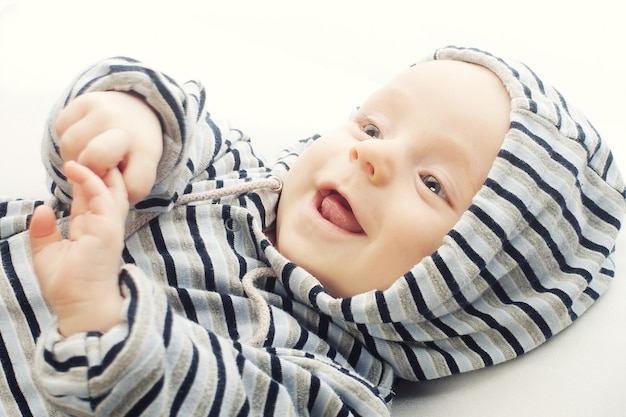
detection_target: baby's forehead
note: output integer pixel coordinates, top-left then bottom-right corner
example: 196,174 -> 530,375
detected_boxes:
360,59 -> 510,118
396,60 -> 503,91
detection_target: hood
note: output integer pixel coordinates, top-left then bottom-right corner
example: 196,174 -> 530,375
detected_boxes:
274,46 -> 626,381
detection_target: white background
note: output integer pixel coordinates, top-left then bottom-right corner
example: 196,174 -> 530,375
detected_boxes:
1,0 -> 625,197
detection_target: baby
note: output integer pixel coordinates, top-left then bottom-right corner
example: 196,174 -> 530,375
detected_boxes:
1,46 -> 624,416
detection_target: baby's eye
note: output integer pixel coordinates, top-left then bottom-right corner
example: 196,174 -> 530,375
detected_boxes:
421,175 -> 448,200
363,123 -> 382,139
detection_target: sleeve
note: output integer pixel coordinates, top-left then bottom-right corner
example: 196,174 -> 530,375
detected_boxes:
33,265 -> 390,417
42,57 -> 269,211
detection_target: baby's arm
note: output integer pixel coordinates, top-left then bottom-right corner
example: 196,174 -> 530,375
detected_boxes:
29,161 -> 128,336
42,57 -> 200,210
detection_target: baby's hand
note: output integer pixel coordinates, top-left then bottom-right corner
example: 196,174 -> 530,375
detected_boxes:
29,161 -> 129,336
56,91 -> 163,205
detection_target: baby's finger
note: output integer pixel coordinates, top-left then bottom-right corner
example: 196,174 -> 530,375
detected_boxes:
102,168 -> 130,219
58,112 -> 106,163
29,205 -> 63,255
77,128 -> 131,178
122,152 -> 159,205
55,96 -> 90,138
64,161 -> 114,216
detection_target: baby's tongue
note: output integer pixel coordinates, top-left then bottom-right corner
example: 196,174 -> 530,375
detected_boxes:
320,193 -> 363,233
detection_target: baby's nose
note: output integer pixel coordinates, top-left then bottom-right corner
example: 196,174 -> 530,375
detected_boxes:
349,141 -> 394,186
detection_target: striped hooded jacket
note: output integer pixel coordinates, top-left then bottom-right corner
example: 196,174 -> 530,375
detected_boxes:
0,46 -> 624,416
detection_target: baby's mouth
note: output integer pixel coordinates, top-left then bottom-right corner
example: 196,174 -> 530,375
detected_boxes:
318,190 -> 364,234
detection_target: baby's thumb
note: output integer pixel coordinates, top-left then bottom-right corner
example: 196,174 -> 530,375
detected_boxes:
29,205 -> 62,255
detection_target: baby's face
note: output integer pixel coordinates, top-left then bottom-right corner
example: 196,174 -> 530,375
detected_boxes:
276,60 -> 510,297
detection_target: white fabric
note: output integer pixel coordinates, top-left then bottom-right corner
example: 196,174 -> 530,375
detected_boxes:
1,1 -> 624,415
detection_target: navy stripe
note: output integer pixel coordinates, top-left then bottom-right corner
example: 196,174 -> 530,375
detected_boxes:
581,192 -> 622,230
398,342 -> 426,381
0,241 -> 41,339
231,148 -> 242,172
207,333 -> 226,416
126,375 -> 164,417
404,271 -> 436,320
0,332 -> 33,417
48,161 -> 72,201
245,214 -> 264,263
263,356 -> 282,415
135,196 -> 174,210
205,113 -> 223,166
195,82 -> 206,121
206,164 -> 217,179
601,150 -> 614,180
44,348 -> 88,373
235,400 -> 250,417
346,340 -> 363,369
222,206 -> 247,281
292,327 -> 309,350
186,159 -> 195,178
220,294 -> 240,340
89,334 -> 125,379
600,266 -> 615,278
341,298 -> 354,322
247,194 -> 268,230
232,341 -> 245,374
149,221 -> 178,287
122,270 -> 139,327
307,375 -> 321,412
121,247 -> 136,265
170,345 -> 198,417
460,334 -> 493,367
307,285 -> 325,309
583,286 -> 600,300
264,307 -> 276,348
356,324 -> 384,363
316,312 -> 330,341
280,262 -> 298,299
522,62 -> 545,94
163,305 -> 173,348
429,316 -> 459,339
273,160 -> 290,171
423,341 -> 460,375
431,252 -> 463,305
556,88 -> 590,147
231,342 -> 252,417
177,288 -> 198,322
186,205 -> 216,290
375,291 -> 391,322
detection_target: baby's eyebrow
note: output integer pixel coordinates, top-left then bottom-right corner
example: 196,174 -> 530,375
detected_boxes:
351,110 -> 365,121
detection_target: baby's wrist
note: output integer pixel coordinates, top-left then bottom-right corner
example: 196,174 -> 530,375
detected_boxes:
56,290 -> 124,337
